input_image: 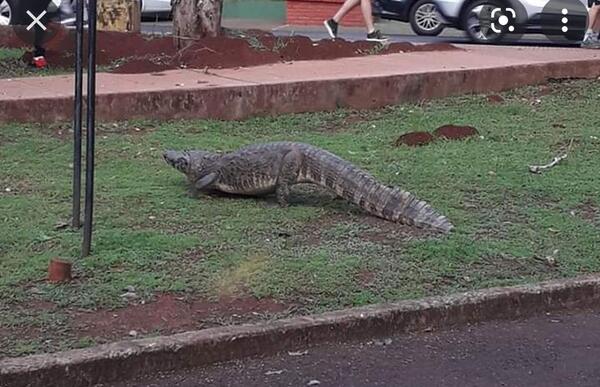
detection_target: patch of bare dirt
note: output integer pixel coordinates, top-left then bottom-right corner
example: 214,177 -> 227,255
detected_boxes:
553,137 -> 582,151
572,200 -> 599,225
0,26 -> 460,74
394,131 -> 435,147
358,215 -> 439,244
486,94 -> 505,104
43,122 -> 155,142
297,211 -> 439,247
511,80 -> 585,105
478,254 -> 556,275
0,298 -> 58,342
464,191 -> 534,241
433,125 -> 479,140
537,84 -> 553,96
71,294 -> 291,341
423,254 -> 556,293
0,177 -> 34,196
356,270 -> 376,288
317,111 -> 375,132
42,125 -> 72,141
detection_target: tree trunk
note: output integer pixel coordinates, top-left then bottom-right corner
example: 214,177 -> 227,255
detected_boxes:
97,0 -> 141,32
172,0 -> 224,49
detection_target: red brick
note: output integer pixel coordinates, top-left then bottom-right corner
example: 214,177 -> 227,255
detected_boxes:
287,0 -> 365,27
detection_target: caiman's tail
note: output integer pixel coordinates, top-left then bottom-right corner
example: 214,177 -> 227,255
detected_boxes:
302,146 -> 454,233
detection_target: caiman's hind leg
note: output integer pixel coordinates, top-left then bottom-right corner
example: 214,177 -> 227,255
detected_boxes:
275,150 -> 302,207
189,172 -> 218,198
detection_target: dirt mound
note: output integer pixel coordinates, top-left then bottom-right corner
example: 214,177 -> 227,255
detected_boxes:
433,125 -> 479,140
0,26 -> 461,74
394,131 -> 435,147
395,125 -> 479,147
486,94 -> 505,104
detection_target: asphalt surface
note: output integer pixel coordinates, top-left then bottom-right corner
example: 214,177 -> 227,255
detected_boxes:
140,20 -> 581,47
106,307 -> 600,387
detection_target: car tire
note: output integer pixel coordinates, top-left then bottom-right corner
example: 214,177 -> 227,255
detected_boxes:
409,0 -> 444,36
460,0 -> 506,44
0,0 -> 14,26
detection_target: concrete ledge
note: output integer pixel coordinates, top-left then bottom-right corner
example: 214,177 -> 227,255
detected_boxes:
1,50 -> 600,124
2,275 -> 600,387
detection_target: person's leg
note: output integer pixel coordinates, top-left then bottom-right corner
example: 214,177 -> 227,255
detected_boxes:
585,5 -> 599,34
60,0 -> 76,24
361,0 -> 388,41
15,0 -> 47,56
324,0 -> 360,38
16,0 -> 52,64
32,0 -> 52,58
325,0 -> 388,41
593,4 -> 600,32
332,0 -> 360,23
583,4 -> 600,47
360,0 -> 376,33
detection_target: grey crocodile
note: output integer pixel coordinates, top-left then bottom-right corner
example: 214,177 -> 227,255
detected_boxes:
163,142 -> 453,233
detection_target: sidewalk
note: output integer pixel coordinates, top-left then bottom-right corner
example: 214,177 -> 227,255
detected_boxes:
1,45 -> 599,123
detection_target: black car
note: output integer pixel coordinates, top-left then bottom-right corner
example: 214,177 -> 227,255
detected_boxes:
373,0 -> 445,36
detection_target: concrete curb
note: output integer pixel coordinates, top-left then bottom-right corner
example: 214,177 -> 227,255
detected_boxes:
2,275 -> 600,387
2,58 -> 600,124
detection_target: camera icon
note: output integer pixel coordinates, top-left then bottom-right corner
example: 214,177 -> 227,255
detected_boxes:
491,7 -> 517,33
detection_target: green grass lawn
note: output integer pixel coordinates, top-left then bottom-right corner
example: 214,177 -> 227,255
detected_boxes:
1,80 -> 599,357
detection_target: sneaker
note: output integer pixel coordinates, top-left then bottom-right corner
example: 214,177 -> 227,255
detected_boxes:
366,29 -> 388,42
324,19 -> 338,39
60,16 -> 76,26
32,56 -> 48,69
581,34 -> 600,49
65,21 -> 89,30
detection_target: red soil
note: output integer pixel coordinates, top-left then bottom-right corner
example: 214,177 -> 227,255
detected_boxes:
433,125 -> 479,140
486,94 -> 505,104
0,293 -> 291,354
394,131 -> 436,147
0,26 -> 461,74
72,294 -> 289,339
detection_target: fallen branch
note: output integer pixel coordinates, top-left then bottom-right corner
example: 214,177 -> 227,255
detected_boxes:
528,154 -> 567,174
528,139 -> 573,174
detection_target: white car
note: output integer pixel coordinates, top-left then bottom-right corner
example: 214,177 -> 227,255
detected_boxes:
0,0 -> 171,26
141,0 -> 172,19
434,0 -> 589,43
0,0 -> 14,26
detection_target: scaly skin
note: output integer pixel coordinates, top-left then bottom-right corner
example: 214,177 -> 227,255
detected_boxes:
164,142 -> 453,233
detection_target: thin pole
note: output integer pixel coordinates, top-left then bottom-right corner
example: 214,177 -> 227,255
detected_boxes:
82,0 -> 97,257
72,0 -> 84,229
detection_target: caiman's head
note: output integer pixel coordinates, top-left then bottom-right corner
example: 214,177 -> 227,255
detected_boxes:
163,149 -> 220,177
163,150 -> 192,174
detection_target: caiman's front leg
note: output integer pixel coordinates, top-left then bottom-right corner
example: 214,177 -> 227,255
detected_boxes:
190,172 -> 218,198
275,150 -> 302,207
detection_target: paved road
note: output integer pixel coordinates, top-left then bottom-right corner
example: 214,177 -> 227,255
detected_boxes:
140,20 -> 580,47
107,308 -> 600,387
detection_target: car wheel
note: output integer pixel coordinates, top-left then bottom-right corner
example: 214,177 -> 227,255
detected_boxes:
461,0 -> 505,43
0,0 -> 14,26
410,0 -> 444,36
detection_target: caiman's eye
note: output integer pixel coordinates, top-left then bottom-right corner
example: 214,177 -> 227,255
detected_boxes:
176,157 -> 188,170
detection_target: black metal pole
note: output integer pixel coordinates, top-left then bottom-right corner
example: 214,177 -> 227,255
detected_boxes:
82,0 -> 97,257
72,0 -> 84,229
